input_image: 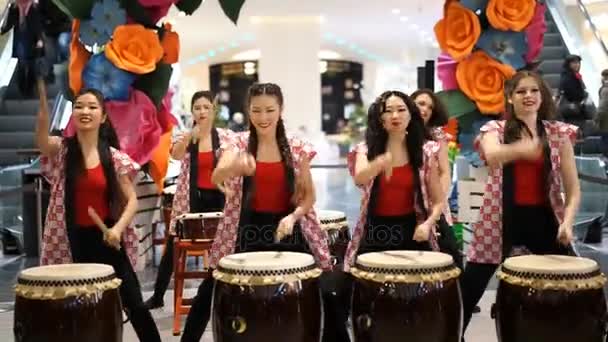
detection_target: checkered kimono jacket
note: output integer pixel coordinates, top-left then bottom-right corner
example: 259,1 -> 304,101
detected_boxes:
467,120 -> 578,265
40,139 -> 140,267
168,128 -> 233,235
430,126 -> 454,225
343,140 -> 442,272
207,132 -> 332,271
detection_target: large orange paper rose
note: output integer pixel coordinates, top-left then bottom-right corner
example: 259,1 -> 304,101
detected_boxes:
456,51 -> 516,114
487,0 -> 536,31
105,24 -> 163,74
434,1 -> 481,61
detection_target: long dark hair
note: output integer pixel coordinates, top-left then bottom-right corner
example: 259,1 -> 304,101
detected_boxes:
365,90 -> 426,214
243,83 -> 295,208
64,88 -> 121,231
411,88 -> 449,129
187,90 -> 221,209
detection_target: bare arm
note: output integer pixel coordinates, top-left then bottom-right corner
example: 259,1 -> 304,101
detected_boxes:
353,152 -> 390,186
437,141 -> 451,199
211,150 -> 255,186
112,174 -> 138,235
559,139 -> 581,229
35,79 -> 61,156
170,131 -> 191,161
479,131 -> 540,168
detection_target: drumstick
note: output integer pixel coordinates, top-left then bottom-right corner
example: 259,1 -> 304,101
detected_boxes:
87,207 -> 121,250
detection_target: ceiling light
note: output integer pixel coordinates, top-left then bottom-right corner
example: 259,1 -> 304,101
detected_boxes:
409,23 -> 419,30
392,9 -> 401,15
400,16 -> 408,22
318,50 -> 342,59
232,49 -> 261,61
244,62 -> 256,69
178,11 -> 186,17
319,60 -> 328,73
431,42 -> 439,48
207,50 -> 216,57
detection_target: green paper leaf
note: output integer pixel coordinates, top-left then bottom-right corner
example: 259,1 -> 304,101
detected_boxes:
133,63 -> 173,108
219,0 -> 246,25
52,0 -> 97,19
436,90 -> 477,119
175,0 -> 204,15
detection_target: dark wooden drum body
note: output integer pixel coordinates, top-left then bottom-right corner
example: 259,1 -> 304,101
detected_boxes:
318,209 -> 350,264
351,251 -> 462,342
212,252 -> 323,342
495,255 -> 608,342
14,264 -> 123,342
162,184 -> 176,229
176,212 -> 223,240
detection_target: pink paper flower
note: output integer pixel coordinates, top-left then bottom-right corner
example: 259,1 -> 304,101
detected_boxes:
135,0 -> 176,23
437,52 -> 459,90
157,90 -> 178,133
63,89 -> 162,165
525,2 -> 547,63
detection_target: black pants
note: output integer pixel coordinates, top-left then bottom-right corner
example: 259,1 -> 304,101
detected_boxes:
70,225 -> 161,342
461,205 -> 571,337
150,188 -> 224,301
437,215 -> 464,270
358,213 -> 431,254
181,211 -> 351,342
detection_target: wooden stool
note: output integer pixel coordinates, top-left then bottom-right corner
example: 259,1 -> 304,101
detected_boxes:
172,238 -> 213,336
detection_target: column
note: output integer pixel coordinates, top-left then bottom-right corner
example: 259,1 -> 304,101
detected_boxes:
253,16 -> 323,137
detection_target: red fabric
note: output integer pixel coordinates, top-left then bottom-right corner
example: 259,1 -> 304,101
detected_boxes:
575,72 -> 582,80
514,155 -> 547,205
252,162 -> 290,213
74,164 -> 110,226
196,151 -> 215,190
374,164 -> 415,216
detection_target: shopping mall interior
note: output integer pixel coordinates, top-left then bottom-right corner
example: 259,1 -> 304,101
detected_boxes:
1,0 -> 608,341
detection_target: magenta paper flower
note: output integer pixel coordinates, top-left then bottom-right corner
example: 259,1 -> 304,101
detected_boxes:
437,52 -> 459,90
525,2 -> 546,63
137,0 -> 177,23
63,89 -> 162,165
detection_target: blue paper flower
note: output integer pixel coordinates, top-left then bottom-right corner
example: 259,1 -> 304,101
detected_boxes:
476,28 -> 528,70
79,19 -> 111,47
82,53 -> 136,101
460,0 -> 488,13
90,0 -> 127,36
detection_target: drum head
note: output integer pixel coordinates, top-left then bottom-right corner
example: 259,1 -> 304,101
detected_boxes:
356,251 -> 454,270
19,263 -> 115,282
316,209 -> 347,230
503,255 -> 599,275
219,251 -> 315,272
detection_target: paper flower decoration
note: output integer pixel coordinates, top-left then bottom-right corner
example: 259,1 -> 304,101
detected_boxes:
486,0 -> 536,31
160,23 -> 180,64
137,0 -> 177,23
437,52 -> 459,90
476,28 -> 527,70
456,50 -> 516,114
90,0 -> 127,36
106,89 -> 162,165
82,53 -> 136,101
105,24 -> 164,74
79,19 -> 111,47
434,1 -> 481,61
525,2 -> 547,63
69,20 -> 91,96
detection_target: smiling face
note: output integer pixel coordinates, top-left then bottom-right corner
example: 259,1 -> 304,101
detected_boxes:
249,94 -> 282,138
380,95 -> 411,134
414,92 -> 434,125
192,96 -> 215,127
508,76 -> 542,118
72,93 -> 106,132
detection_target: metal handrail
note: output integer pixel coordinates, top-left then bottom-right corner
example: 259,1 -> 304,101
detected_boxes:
575,0 -> 608,56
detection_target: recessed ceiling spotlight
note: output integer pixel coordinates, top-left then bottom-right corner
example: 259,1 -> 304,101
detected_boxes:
392,9 -> 401,15
399,16 -> 409,22
409,23 -> 419,30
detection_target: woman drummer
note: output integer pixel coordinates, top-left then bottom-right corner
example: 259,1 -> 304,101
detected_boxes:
345,90 -> 445,261
37,86 -> 161,341
411,88 -> 462,268
460,70 -> 581,340
182,83 -> 333,341
144,91 -> 232,310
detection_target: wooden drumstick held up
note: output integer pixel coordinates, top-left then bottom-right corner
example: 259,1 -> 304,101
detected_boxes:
87,207 -> 121,250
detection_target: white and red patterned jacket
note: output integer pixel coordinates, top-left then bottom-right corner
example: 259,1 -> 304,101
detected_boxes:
207,132 -> 332,270
40,139 -> 140,267
343,140 -> 442,271
169,128 -> 233,235
467,120 -> 578,265
429,126 -> 454,225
